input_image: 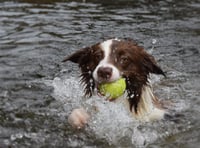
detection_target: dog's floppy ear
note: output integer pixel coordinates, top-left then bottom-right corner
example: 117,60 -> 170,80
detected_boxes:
62,47 -> 94,97
142,52 -> 166,77
62,47 -> 90,63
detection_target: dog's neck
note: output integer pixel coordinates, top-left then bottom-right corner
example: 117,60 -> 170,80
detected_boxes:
129,85 -> 165,121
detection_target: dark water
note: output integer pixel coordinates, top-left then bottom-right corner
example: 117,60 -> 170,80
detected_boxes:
0,0 -> 200,147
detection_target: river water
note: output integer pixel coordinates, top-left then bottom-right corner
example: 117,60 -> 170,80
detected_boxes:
0,0 -> 199,147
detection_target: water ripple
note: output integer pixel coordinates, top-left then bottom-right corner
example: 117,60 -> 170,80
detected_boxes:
0,0 -> 199,147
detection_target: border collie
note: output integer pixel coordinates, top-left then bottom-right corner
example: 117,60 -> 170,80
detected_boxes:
63,38 -> 167,129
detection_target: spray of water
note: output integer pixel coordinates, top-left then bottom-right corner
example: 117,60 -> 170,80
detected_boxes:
44,69 -> 192,147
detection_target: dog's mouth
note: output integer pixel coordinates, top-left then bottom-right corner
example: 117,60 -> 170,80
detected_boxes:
96,83 -> 113,101
94,77 -> 125,101
95,77 -> 114,84
95,81 -> 105,95
95,79 -> 117,89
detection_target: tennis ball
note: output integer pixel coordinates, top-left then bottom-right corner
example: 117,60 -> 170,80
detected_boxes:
99,78 -> 126,99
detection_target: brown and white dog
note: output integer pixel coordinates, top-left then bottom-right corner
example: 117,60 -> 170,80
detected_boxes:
63,38 -> 167,129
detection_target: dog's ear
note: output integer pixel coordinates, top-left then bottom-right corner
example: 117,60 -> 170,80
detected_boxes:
62,47 -> 90,63
62,47 -> 94,97
142,52 -> 166,77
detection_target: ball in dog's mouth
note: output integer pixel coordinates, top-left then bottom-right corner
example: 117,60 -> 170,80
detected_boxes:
98,78 -> 126,100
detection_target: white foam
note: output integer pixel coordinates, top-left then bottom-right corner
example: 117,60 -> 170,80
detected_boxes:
44,73 -> 189,147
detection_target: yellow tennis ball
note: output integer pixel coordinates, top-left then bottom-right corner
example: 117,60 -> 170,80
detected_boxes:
99,78 -> 126,99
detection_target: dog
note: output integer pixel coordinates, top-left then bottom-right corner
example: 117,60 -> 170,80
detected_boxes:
63,38 -> 167,129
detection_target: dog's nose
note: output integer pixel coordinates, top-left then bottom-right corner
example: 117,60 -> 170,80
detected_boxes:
97,67 -> 113,80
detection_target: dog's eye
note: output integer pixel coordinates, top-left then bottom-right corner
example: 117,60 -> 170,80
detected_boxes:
95,52 -> 103,61
120,56 -> 129,64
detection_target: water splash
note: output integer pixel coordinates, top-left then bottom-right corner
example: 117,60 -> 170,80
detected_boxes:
46,74 -> 192,147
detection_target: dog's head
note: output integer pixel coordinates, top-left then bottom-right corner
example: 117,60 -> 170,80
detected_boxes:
63,38 -> 165,111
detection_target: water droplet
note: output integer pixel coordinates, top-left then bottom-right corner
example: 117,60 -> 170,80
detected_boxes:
11,133 -> 23,141
90,86 -> 93,91
89,79 -> 93,83
130,94 -> 135,98
94,88 -> 98,93
165,131 -> 169,136
152,39 -> 157,44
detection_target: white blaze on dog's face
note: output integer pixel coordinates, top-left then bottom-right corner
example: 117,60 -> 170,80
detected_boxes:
92,39 -> 121,83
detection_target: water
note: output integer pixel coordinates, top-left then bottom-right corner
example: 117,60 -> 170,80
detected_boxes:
0,0 -> 200,147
